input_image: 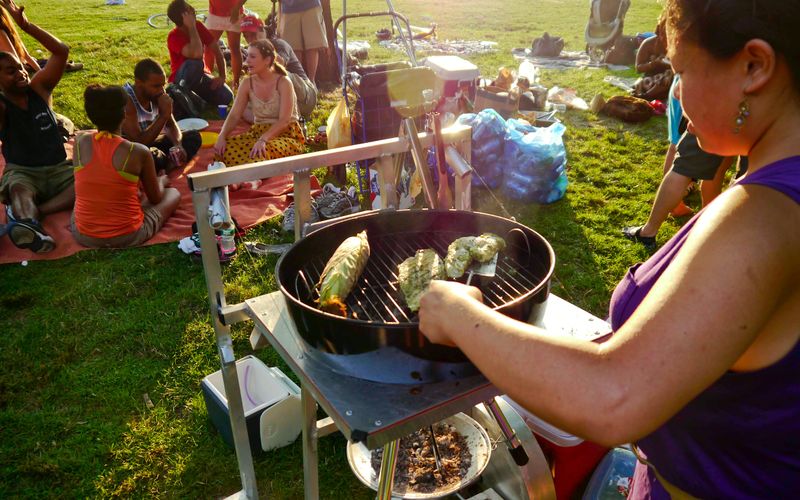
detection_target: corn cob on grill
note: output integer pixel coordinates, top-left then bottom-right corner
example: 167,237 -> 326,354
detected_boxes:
316,230 -> 370,316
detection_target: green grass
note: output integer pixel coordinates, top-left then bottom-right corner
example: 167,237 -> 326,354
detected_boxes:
0,0 -> 678,497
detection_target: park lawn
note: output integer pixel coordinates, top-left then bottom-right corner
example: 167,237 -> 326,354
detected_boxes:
0,0 -> 676,497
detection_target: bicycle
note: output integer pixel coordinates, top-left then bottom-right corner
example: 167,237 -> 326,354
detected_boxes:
147,10 -> 208,29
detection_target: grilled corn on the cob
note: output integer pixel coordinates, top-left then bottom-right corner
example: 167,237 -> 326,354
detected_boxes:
317,230 -> 370,316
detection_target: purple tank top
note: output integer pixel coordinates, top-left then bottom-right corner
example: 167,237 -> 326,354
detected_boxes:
608,156 -> 800,498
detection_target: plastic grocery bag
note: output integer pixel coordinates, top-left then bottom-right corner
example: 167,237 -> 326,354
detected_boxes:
456,109 -> 507,189
502,122 -> 568,203
326,97 -> 352,149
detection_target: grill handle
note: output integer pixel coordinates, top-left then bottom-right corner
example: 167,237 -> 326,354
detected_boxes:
507,227 -> 533,265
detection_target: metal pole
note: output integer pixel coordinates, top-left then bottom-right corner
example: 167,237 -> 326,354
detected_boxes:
302,385 -> 320,500
375,439 -> 399,500
384,0 -> 416,65
191,189 -> 258,499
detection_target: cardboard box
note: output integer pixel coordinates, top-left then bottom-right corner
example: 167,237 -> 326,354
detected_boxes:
473,86 -> 519,119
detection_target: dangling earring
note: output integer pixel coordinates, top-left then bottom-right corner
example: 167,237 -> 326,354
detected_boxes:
733,98 -> 750,134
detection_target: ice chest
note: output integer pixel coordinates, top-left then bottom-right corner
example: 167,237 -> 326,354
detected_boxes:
424,55 -> 479,100
202,355 -> 302,455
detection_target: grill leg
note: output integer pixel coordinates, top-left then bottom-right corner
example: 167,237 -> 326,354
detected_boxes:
376,439 -> 400,500
302,385 -> 319,499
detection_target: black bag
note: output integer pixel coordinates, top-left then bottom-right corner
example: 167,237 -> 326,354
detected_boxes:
166,83 -> 207,120
531,32 -> 564,57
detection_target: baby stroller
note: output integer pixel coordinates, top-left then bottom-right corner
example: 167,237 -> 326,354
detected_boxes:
584,0 -> 631,62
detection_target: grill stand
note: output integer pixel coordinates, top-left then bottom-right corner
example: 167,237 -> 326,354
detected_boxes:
245,291 -> 610,499
189,128 -> 611,498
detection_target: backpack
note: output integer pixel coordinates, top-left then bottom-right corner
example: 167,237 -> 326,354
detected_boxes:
531,32 -> 565,57
166,83 -> 207,120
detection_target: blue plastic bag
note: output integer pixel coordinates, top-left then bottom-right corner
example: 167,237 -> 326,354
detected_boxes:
501,122 -> 568,203
457,109 -> 508,189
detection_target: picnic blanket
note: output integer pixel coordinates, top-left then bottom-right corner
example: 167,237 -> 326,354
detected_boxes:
0,120 -> 319,265
511,48 -> 630,72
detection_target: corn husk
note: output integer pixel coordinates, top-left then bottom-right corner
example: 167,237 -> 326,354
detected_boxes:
317,230 -> 370,316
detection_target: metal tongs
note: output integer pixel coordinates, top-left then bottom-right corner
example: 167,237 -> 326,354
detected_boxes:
428,425 -> 443,474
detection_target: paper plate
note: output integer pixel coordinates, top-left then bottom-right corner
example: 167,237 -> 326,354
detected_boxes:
200,131 -> 219,148
177,117 -> 209,132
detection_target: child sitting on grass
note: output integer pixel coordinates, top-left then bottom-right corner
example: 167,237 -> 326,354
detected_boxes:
71,84 -> 181,248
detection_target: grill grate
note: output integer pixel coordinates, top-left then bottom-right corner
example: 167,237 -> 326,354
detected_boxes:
301,231 -> 544,325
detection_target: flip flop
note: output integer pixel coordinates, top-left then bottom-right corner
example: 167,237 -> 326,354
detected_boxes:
8,219 -> 55,253
244,241 -> 291,256
622,225 -> 657,251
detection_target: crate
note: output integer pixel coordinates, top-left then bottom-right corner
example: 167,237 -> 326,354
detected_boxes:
202,355 -> 301,455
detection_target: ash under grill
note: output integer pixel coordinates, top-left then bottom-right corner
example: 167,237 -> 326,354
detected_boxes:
299,231 -> 545,325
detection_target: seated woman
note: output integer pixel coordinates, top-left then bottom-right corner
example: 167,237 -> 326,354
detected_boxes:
632,17 -> 672,101
213,39 -> 304,183
71,84 -> 181,248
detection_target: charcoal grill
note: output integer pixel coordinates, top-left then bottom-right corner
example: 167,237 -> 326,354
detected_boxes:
276,209 -> 555,383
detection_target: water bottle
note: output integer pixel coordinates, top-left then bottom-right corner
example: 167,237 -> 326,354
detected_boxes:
219,227 -> 236,256
518,60 -> 539,85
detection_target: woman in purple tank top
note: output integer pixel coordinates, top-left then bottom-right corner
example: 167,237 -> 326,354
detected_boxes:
418,1 -> 800,496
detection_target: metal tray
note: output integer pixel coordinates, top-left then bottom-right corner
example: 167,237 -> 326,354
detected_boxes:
346,412 -> 492,499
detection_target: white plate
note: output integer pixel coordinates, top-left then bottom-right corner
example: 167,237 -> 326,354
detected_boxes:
177,118 -> 209,132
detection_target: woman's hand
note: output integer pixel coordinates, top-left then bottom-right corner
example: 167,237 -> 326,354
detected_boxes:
1,0 -> 29,29
419,280 -> 483,346
250,137 -> 267,159
213,137 -> 226,158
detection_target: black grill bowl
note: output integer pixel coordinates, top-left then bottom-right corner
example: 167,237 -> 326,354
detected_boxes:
276,210 -> 555,366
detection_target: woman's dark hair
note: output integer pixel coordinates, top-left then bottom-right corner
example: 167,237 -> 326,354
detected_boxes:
84,84 -> 128,132
167,0 -> 189,26
248,39 -> 288,76
665,0 -> 800,90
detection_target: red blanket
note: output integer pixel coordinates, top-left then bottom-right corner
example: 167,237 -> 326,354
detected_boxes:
0,120 -> 319,265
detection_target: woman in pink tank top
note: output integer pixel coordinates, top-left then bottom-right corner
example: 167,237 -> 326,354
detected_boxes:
72,85 -> 181,248
417,2 -> 800,496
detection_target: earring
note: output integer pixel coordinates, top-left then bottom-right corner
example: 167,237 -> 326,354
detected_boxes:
733,98 -> 750,134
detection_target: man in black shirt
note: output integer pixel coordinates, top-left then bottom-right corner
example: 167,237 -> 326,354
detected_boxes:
0,0 -> 71,253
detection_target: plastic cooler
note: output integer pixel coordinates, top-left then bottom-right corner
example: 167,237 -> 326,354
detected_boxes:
503,396 -> 608,499
202,355 -> 302,455
423,55 -> 480,101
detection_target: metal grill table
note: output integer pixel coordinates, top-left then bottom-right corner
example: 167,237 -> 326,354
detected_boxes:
245,291 -> 611,498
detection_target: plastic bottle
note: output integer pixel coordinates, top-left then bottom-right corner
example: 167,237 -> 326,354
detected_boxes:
518,60 -> 539,85
219,227 -> 236,256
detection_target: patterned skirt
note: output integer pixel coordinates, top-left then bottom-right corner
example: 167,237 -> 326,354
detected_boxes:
216,121 -> 305,167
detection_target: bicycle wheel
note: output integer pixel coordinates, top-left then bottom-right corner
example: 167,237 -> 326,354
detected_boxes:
147,13 -> 171,29
147,11 -> 207,29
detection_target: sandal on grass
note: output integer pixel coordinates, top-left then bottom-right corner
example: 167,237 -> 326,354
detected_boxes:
8,219 -> 55,253
244,241 -> 291,256
622,225 -> 657,251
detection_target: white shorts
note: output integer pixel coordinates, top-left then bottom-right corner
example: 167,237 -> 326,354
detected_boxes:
205,13 -> 241,33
